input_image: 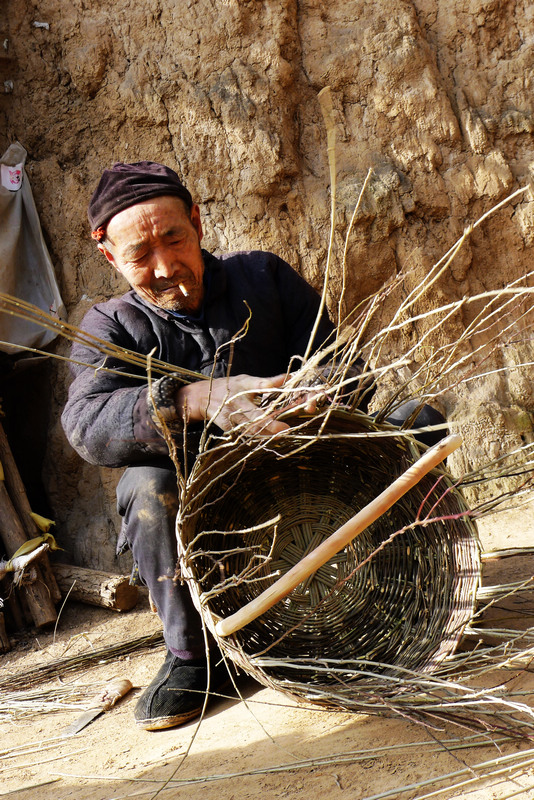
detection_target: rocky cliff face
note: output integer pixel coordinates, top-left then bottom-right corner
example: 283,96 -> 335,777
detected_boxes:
1,0 -> 533,569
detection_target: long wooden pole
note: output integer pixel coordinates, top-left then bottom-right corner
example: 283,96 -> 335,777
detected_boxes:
215,433 -> 462,638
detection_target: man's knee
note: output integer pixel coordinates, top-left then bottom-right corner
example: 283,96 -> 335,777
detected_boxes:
386,400 -> 447,447
117,464 -> 179,519
116,463 -> 179,562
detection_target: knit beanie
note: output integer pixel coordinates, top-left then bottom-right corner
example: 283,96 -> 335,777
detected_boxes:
88,161 -> 193,240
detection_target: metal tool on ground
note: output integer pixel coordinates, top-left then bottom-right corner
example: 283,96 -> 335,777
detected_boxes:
62,678 -> 133,736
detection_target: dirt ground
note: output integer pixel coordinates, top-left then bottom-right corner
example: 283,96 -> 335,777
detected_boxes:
1,502 -> 534,800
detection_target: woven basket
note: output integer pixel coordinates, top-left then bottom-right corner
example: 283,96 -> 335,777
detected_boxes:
177,409 -> 481,707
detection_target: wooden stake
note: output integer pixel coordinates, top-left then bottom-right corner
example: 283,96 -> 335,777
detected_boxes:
215,433 -> 463,637
0,422 -> 61,604
1,577 -> 30,630
0,611 -> 11,653
0,480 -> 57,628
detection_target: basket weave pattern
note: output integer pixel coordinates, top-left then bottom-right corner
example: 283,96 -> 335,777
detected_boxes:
178,410 -> 481,704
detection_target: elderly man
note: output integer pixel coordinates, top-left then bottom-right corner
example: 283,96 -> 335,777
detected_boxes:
61,161 -> 341,730
62,161 -> 444,732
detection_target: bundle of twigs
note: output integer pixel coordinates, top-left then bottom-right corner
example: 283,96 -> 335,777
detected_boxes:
0,683 -> 103,721
0,630 -> 163,692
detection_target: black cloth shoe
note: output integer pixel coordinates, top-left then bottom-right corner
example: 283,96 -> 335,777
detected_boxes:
134,650 -> 231,730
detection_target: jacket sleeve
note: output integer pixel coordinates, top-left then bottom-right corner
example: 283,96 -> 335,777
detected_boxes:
61,305 -> 173,467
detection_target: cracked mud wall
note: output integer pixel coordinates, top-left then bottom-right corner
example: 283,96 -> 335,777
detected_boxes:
1,0 -> 533,569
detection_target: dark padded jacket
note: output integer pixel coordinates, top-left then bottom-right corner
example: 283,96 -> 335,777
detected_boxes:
61,250 -> 334,468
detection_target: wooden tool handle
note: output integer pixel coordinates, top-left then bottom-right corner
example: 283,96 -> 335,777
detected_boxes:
91,678 -> 133,711
215,433 -> 462,637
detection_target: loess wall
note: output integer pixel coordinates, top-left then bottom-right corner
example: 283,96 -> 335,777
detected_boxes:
1,0 -> 533,569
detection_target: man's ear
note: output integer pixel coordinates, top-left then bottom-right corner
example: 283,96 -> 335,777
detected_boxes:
97,242 -> 119,271
190,204 -> 203,243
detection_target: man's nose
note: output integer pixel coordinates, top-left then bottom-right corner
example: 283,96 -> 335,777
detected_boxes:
152,251 -> 176,279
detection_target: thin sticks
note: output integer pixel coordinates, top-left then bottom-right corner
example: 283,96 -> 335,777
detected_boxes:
0,291 -> 206,382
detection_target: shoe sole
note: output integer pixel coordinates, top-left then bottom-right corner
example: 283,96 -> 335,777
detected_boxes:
136,705 -> 203,731
135,675 -> 233,731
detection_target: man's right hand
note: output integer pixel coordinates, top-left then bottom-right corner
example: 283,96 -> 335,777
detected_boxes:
176,374 -> 291,436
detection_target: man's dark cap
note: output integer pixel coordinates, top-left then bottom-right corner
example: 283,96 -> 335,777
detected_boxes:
88,161 -> 193,235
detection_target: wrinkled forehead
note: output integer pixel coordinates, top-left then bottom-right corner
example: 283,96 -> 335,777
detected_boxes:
105,195 -> 193,248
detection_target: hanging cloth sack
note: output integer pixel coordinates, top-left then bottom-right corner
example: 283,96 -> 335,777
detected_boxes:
0,141 -> 65,353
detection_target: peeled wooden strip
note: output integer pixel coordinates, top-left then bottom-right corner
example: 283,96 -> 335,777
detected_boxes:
215,433 -> 462,637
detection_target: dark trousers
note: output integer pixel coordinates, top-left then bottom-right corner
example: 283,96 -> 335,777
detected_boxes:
116,403 -> 446,657
116,462 -> 206,657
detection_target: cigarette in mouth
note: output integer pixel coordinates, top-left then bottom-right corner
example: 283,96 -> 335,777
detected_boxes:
178,283 -> 189,297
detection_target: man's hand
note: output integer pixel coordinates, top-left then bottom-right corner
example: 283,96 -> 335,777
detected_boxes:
176,374 -> 291,435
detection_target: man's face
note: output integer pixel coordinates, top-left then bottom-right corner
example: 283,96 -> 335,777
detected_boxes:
99,195 -> 205,313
